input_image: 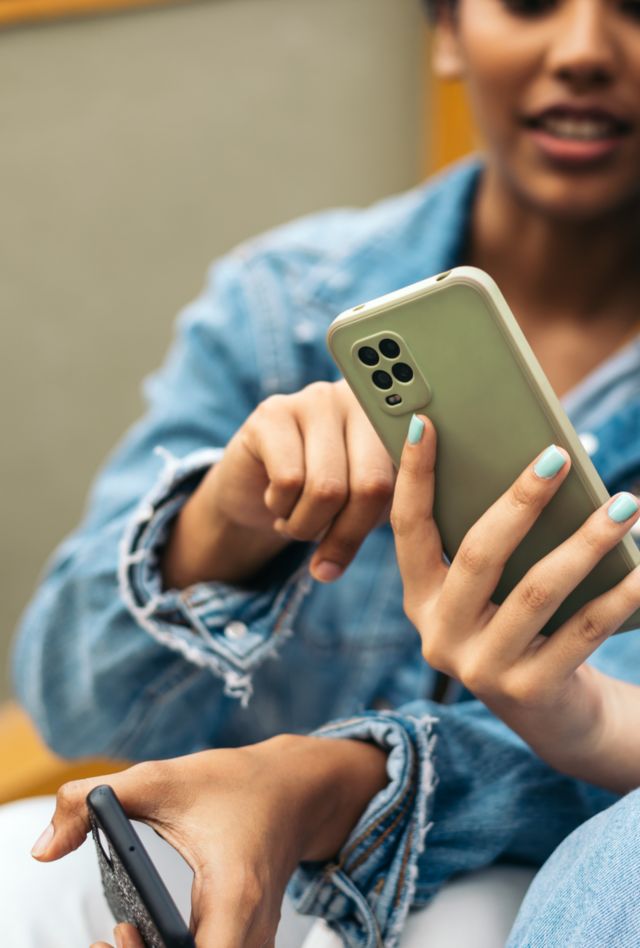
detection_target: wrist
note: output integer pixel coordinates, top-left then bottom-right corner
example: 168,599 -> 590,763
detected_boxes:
260,734 -> 388,863
160,482 -> 289,589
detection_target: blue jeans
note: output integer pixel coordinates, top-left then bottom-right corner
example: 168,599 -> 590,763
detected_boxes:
508,788 -> 640,947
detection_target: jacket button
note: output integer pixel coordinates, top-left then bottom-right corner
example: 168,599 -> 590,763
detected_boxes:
224,620 -> 248,640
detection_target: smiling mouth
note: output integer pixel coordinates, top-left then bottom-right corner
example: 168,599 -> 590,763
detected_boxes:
523,112 -> 632,142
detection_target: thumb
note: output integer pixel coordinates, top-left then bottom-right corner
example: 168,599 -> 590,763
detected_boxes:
31,762 -> 168,862
390,413 -> 447,602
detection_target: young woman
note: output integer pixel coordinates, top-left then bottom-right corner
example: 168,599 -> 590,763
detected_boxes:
5,0 -> 640,944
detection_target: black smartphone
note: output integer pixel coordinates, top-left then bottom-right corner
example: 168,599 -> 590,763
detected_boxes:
87,785 -> 195,948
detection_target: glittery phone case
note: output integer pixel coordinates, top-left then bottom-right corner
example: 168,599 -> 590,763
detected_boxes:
87,785 -> 195,948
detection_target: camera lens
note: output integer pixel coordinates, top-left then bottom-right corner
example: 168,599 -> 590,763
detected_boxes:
357,346 -> 379,366
372,370 -> 393,390
379,338 -> 400,359
392,362 -> 413,383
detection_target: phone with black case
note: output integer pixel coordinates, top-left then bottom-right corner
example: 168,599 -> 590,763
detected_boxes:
87,785 -> 195,948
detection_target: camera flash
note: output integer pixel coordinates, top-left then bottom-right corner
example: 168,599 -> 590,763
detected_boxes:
385,394 -> 402,406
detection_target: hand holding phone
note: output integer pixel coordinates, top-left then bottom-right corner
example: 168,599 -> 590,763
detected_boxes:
389,411 -> 640,789
87,785 -> 194,948
31,741 -> 385,948
328,265 -> 640,636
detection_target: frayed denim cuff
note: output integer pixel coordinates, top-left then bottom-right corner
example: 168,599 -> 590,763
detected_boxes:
288,711 -> 438,948
119,446 -> 314,706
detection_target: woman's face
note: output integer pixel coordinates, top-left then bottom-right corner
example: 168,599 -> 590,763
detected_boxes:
435,0 -> 640,220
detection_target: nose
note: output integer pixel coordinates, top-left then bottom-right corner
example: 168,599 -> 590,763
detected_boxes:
546,0 -> 619,89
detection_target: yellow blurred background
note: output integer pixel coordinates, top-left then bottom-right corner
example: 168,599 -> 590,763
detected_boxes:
0,0 -> 475,800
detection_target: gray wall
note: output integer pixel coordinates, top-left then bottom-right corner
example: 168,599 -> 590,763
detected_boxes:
0,0 -> 426,701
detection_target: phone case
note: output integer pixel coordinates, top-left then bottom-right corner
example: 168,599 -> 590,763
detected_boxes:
328,265 -> 640,637
87,786 -> 195,948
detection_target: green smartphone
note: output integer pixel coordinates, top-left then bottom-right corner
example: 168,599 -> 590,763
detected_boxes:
327,265 -> 640,637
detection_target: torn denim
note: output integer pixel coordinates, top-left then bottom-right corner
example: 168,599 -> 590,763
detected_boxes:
119,445 -> 314,707
288,701 -> 618,948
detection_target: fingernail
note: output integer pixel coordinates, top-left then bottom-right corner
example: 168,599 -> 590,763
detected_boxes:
533,444 -> 566,479
313,560 -> 343,582
608,492 -> 640,523
407,414 -> 425,445
31,822 -> 54,858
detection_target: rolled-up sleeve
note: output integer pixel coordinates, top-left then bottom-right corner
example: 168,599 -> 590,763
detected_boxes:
119,444 -> 314,707
288,710 -> 437,948
288,700 -> 617,948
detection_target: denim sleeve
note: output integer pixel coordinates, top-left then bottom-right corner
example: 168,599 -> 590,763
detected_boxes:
11,251 -> 314,760
288,700 -> 617,948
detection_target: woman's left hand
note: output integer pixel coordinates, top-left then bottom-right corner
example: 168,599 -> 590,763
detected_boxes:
390,414 -> 640,789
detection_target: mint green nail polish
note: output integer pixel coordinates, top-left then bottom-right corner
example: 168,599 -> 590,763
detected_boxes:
408,414 -> 425,444
608,493 -> 640,523
534,444 -> 566,479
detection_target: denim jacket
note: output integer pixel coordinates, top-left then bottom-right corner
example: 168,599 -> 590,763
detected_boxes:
12,154 -> 640,946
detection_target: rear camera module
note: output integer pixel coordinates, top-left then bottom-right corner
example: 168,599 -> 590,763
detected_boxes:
357,346 -> 379,366
392,362 -> 413,383
379,338 -> 400,359
372,370 -> 393,390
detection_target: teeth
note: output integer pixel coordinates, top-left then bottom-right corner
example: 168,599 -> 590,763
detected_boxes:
539,116 -> 618,140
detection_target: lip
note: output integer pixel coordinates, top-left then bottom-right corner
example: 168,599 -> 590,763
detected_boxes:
525,125 -> 627,167
521,102 -> 633,168
524,101 -> 633,132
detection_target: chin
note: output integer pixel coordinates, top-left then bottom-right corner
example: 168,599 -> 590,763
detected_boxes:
507,160 -> 639,224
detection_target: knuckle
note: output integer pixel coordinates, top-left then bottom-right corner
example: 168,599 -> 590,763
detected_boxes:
390,507 -> 414,539
255,393 -> 288,421
580,523 -> 608,555
270,469 -> 305,495
510,478 -> 538,512
56,779 -> 88,811
351,473 -> 394,503
307,477 -> 346,506
575,609 -> 607,645
519,576 -> 553,613
306,380 -> 334,400
456,537 -> 491,576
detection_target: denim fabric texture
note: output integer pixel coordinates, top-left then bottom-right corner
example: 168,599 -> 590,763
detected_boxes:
11,154 -> 640,945
507,788 -> 640,947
